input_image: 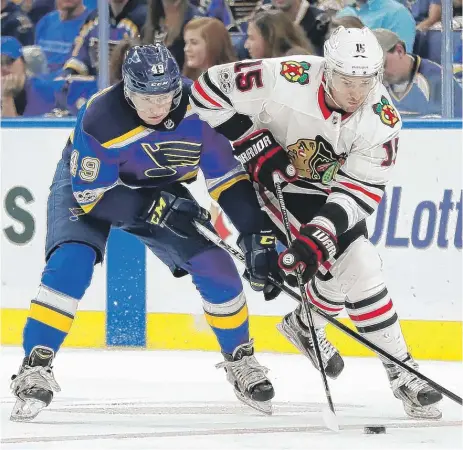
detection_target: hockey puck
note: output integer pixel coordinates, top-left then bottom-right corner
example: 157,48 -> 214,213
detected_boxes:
364,426 -> 386,434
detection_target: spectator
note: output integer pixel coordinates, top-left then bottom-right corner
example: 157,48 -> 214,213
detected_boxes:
245,9 -> 315,58
143,0 -> 203,68
454,35 -> 462,83
313,0 -> 347,14
270,0 -> 330,55
411,0 -> 442,32
1,0 -> 34,46
373,28 -> 462,118
454,0 -> 462,16
35,0 -> 90,74
1,36 -> 56,116
27,0 -> 56,25
327,14 -> 364,35
63,0 -> 147,76
109,36 -> 141,84
49,74 -> 97,116
336,0 -> 416,53
205,0 -> 263,29
83,0 -> 97,12
183,17 -> 237,80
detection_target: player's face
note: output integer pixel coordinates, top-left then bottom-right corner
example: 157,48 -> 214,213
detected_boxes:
184,29 -> 208,70
245,22 -> 266,59
130,92 -> 174,125
330,72 -> 376,112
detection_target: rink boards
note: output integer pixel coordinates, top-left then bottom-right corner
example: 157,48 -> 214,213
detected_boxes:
1,119 -> 461,361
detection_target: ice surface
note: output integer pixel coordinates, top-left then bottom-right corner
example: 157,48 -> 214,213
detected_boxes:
1,348 -> 462,449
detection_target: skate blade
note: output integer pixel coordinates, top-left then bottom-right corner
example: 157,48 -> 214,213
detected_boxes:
404,402 -> 442,420
10,398 -> 46,422
234,390 -> 273,415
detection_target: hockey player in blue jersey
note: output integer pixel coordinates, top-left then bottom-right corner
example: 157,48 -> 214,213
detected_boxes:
9,43 -> 282,422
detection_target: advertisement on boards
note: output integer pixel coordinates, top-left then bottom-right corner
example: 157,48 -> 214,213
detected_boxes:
1,125 -> 461,358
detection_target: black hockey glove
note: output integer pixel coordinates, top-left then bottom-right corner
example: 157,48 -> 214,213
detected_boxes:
237,232 -> 282,301
146,191 -> 210,238
233,129 -> 298,192
278,224 -> 338,286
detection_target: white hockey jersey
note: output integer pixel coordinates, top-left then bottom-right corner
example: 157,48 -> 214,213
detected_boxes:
190,55 -> 402,233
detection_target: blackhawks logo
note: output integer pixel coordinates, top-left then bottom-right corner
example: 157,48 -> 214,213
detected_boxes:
372,96 -> 399,128
280,61 -> 310,85
287,135 -> 346,184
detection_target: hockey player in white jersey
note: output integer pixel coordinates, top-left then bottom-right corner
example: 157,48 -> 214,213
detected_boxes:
190,27 -> 443,419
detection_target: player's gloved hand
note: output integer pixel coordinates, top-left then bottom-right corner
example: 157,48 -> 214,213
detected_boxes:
146,191 -> 210,238
278,225 -> 338,286
237,232 -> 282,301
233,129 -> 298,192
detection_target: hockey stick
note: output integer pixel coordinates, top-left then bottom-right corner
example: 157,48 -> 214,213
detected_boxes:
271,173 -> 339,431
193,221 -> 463,407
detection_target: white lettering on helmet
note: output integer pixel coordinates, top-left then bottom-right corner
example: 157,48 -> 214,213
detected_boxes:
150,81 -> 169,87
151,63 -> 165,74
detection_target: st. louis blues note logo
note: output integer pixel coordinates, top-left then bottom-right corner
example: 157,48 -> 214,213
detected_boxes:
141,141 -> 201,178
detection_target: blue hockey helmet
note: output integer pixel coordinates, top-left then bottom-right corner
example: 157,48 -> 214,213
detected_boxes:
122,43 -> 182,112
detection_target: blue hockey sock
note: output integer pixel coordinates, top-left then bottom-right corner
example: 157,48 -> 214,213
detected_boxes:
23,243 -> 96,355
186,248 -> 250,355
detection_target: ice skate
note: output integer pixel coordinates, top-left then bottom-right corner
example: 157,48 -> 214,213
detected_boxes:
384,354 -> 443,419
10,346 -> 61,422
277,306 -> 344,379
217,339 -> 274,415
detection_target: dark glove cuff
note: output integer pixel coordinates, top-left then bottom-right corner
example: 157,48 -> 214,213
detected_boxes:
233,129 -> 278,165
218,179 -> 269,234
315,202 -> 350,236
300,224 -> 338,262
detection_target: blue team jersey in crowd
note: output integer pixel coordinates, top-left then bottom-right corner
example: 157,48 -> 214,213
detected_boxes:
205,0 -> 262,28
16,76 -> 58,116
83,0 -> 97,12
35,9 -> 90,74
1,1 -> 34,45
410,0 -> 441,23
63,0 -> 146,76
66,80 -> 247,214
386,56 -> 462,118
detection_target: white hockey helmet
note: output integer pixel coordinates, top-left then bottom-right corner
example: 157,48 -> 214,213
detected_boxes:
324,26 -> 384,81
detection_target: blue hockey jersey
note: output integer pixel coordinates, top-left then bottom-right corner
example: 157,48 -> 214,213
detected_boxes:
63,0 -> 146,76
66,81 -> 248,215
35,9 -> 90,74
385,56 -> 462,118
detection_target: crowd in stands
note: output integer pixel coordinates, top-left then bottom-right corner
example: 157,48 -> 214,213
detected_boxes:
1,0 -> 462,118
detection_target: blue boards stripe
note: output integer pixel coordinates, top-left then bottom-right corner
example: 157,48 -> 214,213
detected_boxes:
2,118 -> 461,129
106,229 -> 146,347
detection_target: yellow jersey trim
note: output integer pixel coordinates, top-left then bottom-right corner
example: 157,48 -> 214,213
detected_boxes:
210,174 -> 249,201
